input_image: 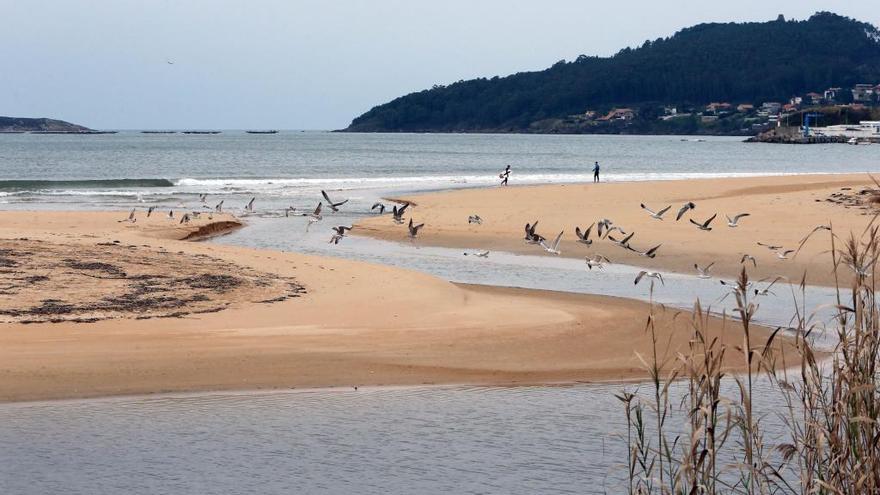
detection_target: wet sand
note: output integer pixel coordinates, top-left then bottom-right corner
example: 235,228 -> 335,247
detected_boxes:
0,210 -> 791,402
355,174 -> 877,286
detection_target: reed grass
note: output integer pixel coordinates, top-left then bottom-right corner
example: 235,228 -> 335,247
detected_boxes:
618,224 -> 880,494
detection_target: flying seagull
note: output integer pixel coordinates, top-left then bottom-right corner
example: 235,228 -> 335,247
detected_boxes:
468,215 -> 483,225
215,200 -> 224,213
199,193 -> 207,203
119,208 -> 136,223
694,262 -> 715,279
321,190 -> 349,212
575,223 -> 595,245
244,197 -> 255,213
463,250 -> 490,258
524,221 -> 545,244
371,202 -> 386,214
539,230 -> 564,255
640,203 -> 672,220
392,203 -> 410,224
608,232 -> 634,250
757,242 -> 783,251
147,206 -> 156,218
179,213 -> 191,224
407,218 -> 425,239
585,254 -> 611,270
741,254 -> 757,267
634,243 -> 662,259
754,276 -> 784,296
306,202 -> 323,230
676,202 -> 696,221
168,209 -> 174,219
726,213 -> 750,227
776,249 -> 795,260
689,213 -> 717,231
634,271 -> 664,286
329,225 -> 352,244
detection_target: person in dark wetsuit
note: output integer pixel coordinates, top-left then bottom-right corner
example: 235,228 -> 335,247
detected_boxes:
593,161 -> 600,183
499,165 -> 511,186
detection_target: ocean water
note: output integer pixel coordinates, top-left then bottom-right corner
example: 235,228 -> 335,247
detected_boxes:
0,132 -> 875,493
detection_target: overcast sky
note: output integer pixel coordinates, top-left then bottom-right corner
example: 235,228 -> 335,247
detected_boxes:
2,1 -> 877,130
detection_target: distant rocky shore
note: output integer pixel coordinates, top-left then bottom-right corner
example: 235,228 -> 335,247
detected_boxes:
0,116 -> 100,134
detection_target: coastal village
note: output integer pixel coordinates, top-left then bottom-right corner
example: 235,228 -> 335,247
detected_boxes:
569,82 -> 880,142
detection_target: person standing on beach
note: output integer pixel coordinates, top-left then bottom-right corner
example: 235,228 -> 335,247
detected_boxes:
593,161 -> 600,183
499,165 -> 511,186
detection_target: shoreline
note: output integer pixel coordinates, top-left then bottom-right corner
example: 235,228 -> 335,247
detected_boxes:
0,210 -> 793,403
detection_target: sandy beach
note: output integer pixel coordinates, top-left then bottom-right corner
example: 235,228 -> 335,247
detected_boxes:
0,208 -> 790,402
356,174 -> 877,287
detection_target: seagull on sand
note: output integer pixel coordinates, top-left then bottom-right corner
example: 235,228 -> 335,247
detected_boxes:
741,254 -> 758,267
776,249 -> 795,260
321,190 -> 349,212
585,254 -> 611,270
640,203 -> 672,220
676,202 -> 696,221
468,215 -> 483,225
634,271 -> 664,286
539,230 -> 564,255
689,213 -> 717,231
463,250 -> 490,258
524,221 -> 545,244
633,243 -> 662,259
694,262 -> 715,279
726,213 -> 750,227
371,202 -> 386,214
215,200 -> 224,213
392,203 -> 409,224
244,197 -> 255,213
119,208 -> 136,223
575,223 -> 595,245
407,218 -> 425,239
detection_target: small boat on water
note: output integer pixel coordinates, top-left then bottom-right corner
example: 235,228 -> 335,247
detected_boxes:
246,130 -> 278,134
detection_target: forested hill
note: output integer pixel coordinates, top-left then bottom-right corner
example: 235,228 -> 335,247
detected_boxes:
0,117 -> 90,133
344,12 -> 880,133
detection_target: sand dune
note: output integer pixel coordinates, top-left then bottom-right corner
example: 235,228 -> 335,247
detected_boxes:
0,210 -> 791,402
356,174 -> 877,286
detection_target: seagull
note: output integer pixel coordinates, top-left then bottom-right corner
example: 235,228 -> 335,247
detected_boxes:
634,271 -> 664,286
720,279 -> 753,293
694,262 -> 715,279
776,249 -> 795,260
757,242 -> 783,251
215,200 -> 224,213
118,208 -> 136,223
306,202 -> 323,230
575,223 -> 595,245
147,206 -> 156,218
585,254 -> 611,270
463,250 -> 490,258
726,213 -> 750,227
689,213 -> 717,231
676,202 -> 696,221
539,230 -> 564,255
331,225 -> 352,236
371,202 -> 386,214
321,190 -> 349,212
244,197 -> 255,213
179,213 -> 191,224
597,219 -> 613,238
640,203 -> 672,220
634,243 -> 662,259
199,193 -> 207,203
166,59 -> 174,65
754,276 -> 784,296
407,218 -> 425,239
608,232 -> 634,250
741,254 -> 757,267
392,203 -> 409,224
524,221 -> 545,244
168,209 -> 174,219
468,215 -> 483,225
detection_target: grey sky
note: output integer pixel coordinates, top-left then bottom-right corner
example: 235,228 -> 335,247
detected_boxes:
2,1 -> 877,130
